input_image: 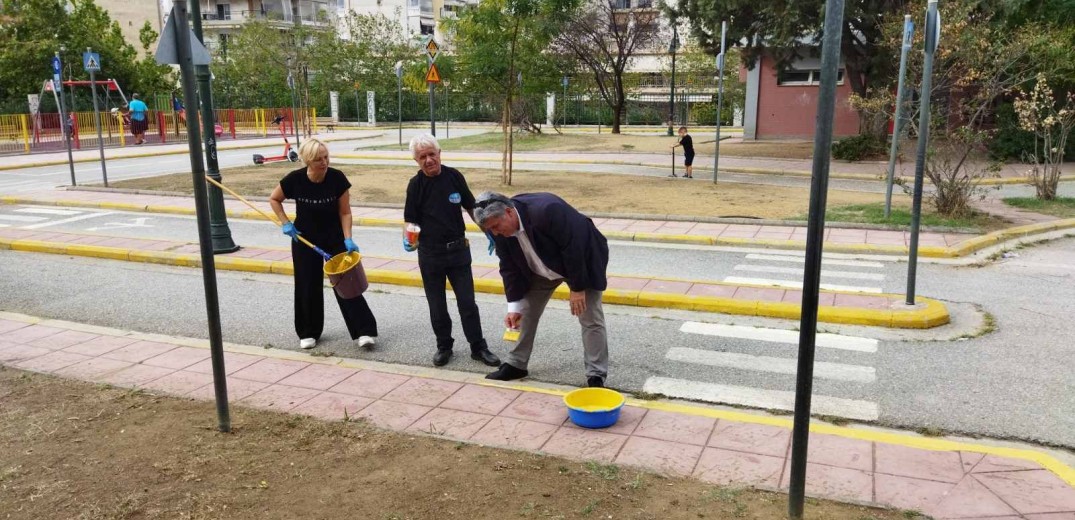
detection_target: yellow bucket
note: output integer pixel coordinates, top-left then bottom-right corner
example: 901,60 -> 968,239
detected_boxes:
323,251 -> 368,299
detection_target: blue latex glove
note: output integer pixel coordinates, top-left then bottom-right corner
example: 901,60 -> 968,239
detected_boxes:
402,238 -> 417,252
281,222 -> 300,242
485,231 -> 496,256
344,238 -> 359,253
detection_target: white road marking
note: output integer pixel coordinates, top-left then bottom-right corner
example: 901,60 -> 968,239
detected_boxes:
13,207 -> 83,216
745,253 -> 884,269
723,276 -> 883,294
21,211 -> 116,230
666,347 -> 876,383
0,223 -> 8,228
0,214 -> 48,223
679,322 -> 878,353
643,376 -> 880,421
86,217 -> 153,231
734,264 -> 884,281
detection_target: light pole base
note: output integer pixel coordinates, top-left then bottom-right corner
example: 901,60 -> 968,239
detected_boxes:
211,225 -> 239,254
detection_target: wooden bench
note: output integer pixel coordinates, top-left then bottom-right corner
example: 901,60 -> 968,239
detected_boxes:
314,116 -> 337,133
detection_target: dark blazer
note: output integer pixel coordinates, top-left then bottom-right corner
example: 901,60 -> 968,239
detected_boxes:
493,193 -> 609,303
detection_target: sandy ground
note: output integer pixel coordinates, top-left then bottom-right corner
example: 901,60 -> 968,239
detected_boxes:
0,369 -> 909,519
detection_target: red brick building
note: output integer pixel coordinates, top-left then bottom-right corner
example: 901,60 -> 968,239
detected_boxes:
740,53 -> 860,140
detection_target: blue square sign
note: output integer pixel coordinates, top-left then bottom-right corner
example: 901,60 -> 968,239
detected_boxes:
83,51 -> 101,72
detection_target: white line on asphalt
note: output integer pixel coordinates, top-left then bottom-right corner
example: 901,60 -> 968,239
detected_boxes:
21,211 -> 116,230
679,322 -> 878,353
642,376 -> 880,421
745,253 -> 884,269
0,223 -> 8,228
13,207 -> 83,216
0,214 -> 48,223
666,347 -> 876,383
723,276 -> 883,294
734,264 -> 885,281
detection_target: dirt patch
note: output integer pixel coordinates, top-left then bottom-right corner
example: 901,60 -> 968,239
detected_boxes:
372,132 -> 817,160
111,163 -> 889,220
0,369 -> 907,519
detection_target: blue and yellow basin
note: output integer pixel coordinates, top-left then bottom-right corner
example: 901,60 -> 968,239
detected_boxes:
564,388 -> 625,429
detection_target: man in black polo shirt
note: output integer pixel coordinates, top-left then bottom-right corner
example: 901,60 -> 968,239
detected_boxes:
404,134 -> 500,367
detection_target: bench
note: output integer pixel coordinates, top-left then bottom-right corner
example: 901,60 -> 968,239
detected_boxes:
314,116 -> 337,133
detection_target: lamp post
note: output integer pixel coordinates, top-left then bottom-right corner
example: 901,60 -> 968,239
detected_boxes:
667,24 -> 679,136
395,60 -> 403,148
561,76 -> 569,128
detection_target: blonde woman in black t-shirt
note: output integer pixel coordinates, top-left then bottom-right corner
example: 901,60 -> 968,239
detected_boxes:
269,138 -> 378,351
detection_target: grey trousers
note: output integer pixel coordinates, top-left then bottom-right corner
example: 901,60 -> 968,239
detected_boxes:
506,277 -> 609,378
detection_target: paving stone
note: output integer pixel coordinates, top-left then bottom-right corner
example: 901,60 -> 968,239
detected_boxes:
614,436 -> 704,476
469,417 -> 560,450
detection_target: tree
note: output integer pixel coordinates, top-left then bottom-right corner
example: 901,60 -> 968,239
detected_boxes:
670,41 -> 744,127
132,22 -> 175,102
447,0 -> 579,184
1014,74 -> 1075,200
552,0 -> 662,133
305,11 -> 415,100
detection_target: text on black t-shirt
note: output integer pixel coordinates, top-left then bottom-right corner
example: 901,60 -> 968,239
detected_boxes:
403,165 -> 475,245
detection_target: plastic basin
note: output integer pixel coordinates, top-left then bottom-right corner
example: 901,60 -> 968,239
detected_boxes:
564,388 -> 625,429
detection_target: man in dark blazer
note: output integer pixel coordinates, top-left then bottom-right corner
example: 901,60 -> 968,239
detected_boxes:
474,191 -> 610,387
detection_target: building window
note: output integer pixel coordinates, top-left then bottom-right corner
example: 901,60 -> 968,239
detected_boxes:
777,68 -> 845,86
216,3 -> 231,19
420,23 -> 434,35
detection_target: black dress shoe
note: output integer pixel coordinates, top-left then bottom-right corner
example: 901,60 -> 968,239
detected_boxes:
587,376 -> 605,388
485,363 -> 528,381
471,348 -> 501,367
433,349 -> 453,367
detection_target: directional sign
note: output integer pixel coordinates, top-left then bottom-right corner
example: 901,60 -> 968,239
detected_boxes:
83,51 -> 101,72
425,39 -> 439,61
425,63 -> 442,83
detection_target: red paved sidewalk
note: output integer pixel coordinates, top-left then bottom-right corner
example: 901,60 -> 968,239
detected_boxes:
2,315 -> 1073,518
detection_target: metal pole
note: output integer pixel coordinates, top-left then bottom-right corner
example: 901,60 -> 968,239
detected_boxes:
87,48 -> 108,187
288,71 -> 301,147
668,25 -> 678,136
170,0 -> 230,433
713,21 -> 727,184
355,89 -> 360,122
398,76 -> 403,147
190,0 -> 238,254
907,0 -> 939,305
562,77 -> 568,128
428,74 -> 436,136
788,0 -> 846,517
884,15 -> 915,219
446,82 -> 450,139
55,52 -> 76,187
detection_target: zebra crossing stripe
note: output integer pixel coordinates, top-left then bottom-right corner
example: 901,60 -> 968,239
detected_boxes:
642,376 -> 880,421
0,214 -> 48,223
734,264 -> 885,281
723,276 -> 883,294
679,322 -> 878,353
666,347 -> 876,383
14,207 -> 83,216
745,253 -> 885,268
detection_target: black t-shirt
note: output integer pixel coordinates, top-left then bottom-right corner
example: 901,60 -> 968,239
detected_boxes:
680,134 -> 694,156
403,165 -> 475,245
279,166 -> 351,245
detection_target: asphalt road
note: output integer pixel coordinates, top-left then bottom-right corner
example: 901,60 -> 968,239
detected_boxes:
2,234 -> 1073,447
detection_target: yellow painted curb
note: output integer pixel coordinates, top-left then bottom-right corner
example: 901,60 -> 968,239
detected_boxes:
97,201 -> 148,212
10,239 -> 67,255
64,244 -> 130,261
486,380 -> 1075,487
214,256 -> 273,274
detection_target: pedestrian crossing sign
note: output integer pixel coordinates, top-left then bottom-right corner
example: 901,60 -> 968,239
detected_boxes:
83,52 -> 101,72
425,63 -> 441,83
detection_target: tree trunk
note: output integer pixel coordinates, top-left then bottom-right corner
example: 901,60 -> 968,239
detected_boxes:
611,77 -> 625,134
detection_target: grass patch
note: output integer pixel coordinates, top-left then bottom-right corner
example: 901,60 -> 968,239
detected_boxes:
1003,197 -> 1075,219
795,203 -> 1005,230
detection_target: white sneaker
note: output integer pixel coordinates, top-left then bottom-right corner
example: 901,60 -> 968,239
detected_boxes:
358,336 -> 376,349
299,338 -> 316,349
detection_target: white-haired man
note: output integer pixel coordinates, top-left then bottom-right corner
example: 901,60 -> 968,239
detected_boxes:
404,134 -> 500,368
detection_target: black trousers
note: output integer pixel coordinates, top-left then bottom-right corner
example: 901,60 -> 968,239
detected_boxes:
292,240 -> 377,341
417,245 -> 486,351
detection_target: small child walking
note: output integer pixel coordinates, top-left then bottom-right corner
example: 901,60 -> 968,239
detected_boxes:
671,126 -> 695,178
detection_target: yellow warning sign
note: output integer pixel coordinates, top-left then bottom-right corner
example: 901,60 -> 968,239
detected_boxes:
425,63 -> 441,83
425,39 -> 440,59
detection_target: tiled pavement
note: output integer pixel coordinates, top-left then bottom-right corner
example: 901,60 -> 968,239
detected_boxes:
2,315 -> 1074,518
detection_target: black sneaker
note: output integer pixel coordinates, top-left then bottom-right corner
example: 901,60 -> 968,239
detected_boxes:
587,376 -> 605,388
485,363 -> 528,381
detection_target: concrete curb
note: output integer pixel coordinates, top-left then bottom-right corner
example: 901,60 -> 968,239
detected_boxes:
6,195 -> 1073,258
0,235 -> 949,329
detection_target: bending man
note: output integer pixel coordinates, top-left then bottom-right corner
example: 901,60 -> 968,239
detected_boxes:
475,192 -> 610,388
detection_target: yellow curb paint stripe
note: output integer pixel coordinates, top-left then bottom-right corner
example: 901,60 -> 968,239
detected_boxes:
480,380 -> 1075,486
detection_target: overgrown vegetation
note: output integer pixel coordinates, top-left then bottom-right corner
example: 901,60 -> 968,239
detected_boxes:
832,134 -> 887,162
1004,197 -> 1075,218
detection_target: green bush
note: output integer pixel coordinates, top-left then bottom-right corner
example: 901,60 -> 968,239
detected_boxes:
831,134 -> 887,161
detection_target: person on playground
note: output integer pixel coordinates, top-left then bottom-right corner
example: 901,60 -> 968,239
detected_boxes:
403,133 -> 501,368
127,93 -> 148,145
476,191 -> 611,388
671,126 -> 695,178
172,93 -> 186,125
269,138 -> 378,351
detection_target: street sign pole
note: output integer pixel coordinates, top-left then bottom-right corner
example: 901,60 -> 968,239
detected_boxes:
425,39 -> 440,136
713,21 -> 727,185
288,71 -> 301,148
190,0 -> 238,254
668,25 -> 678,136
395,61 -> 403,148
54,53 -> 76,186
562,76 -> 568,128
428,57 -> 436,136
85,48 -> 108,187
788,0 -> 846,517
167,0 -> 231,433
907,0 -> 940,305
884,16 -> 915,219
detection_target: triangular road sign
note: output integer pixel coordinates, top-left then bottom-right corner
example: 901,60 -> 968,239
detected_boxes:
426,63 -> 442,83
155,6 -> 212,66
425,39 -> 440,59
